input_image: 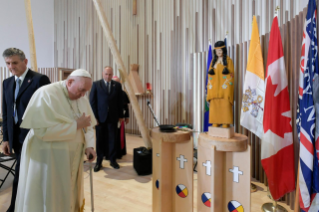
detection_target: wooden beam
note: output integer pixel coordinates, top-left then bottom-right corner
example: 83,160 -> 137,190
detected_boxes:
294,166 -> 300,211
24,0 -> 38,72
92,0 -> 152,148
133,0 -> 137,15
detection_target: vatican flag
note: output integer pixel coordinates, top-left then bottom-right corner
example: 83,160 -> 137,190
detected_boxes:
240,16 -> 265,139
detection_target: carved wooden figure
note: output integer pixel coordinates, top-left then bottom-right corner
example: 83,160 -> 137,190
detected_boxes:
206,41 -> 234,128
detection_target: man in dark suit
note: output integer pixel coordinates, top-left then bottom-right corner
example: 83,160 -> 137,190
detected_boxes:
90,66 -> 123,171
1,48 -> 51,212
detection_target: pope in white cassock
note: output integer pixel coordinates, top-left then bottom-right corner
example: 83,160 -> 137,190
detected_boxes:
14,69 -> 97,212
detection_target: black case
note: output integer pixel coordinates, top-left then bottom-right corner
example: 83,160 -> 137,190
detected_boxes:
133,147 -> 152,175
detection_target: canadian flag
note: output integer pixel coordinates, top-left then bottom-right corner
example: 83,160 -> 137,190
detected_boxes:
262,16 -> 295,200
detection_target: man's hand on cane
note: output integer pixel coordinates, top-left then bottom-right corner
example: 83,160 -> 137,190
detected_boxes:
85,147 -> 96,162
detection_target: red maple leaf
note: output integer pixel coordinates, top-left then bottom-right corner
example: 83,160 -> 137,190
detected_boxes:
263,77 -> 292,138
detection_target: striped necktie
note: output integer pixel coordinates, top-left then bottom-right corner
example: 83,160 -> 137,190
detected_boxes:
14,78 -> 21,124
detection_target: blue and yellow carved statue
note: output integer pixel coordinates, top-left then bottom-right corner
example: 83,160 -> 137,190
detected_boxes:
206,41 -> 234,128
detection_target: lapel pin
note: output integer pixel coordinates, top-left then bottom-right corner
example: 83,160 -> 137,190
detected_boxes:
28,80 -> 31,83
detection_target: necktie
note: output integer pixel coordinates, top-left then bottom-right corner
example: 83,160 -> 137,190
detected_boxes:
106,82 -> 110,94
14,78 -> 21,124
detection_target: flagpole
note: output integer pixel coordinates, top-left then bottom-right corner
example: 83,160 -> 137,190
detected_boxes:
261,186 -> 288,212
262,186 -> 288,212
261,6 -> 289,212
246,15 -> 257,193
224,31 -> 228,48
294,165 -> 300,211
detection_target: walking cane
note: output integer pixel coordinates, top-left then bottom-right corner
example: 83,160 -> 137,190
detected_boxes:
88,154 -> 94,212
82,127 -> 94,212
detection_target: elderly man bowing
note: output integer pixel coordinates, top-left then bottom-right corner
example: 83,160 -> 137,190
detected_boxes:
14,69 -> 97,212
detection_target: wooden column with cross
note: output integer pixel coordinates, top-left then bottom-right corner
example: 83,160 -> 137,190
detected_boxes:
151,128 -> 193,212
197,128 -> 250,212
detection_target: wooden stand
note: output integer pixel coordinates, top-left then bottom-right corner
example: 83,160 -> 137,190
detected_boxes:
197,131 -> 250,212
208,126 -> 234,138
151,128 -> 193,212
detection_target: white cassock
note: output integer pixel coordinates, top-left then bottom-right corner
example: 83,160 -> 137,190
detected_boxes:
14,80 -> 97,212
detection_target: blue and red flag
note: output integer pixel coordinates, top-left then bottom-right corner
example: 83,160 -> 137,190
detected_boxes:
298,0 -> 319,211
203,44 -> 213,132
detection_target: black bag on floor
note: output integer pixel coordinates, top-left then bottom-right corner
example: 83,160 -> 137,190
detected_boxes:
133,147 -> 152,175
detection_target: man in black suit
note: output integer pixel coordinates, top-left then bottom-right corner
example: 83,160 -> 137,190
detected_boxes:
90,66 -> 123,171
1,48 -> 50,212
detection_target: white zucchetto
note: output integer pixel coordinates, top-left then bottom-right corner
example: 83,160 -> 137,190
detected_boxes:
69,69 -> 92,78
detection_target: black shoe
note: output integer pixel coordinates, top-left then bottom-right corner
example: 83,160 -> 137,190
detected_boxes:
94,163 -> 102,172
110,162 -> 120,169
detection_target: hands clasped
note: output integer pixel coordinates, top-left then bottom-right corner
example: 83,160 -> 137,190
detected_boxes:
76,113 -> 91,130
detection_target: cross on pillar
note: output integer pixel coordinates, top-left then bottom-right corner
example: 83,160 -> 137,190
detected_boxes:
203,160 -> 211,176
176,154 -> 188,169
229,166 -> 243,183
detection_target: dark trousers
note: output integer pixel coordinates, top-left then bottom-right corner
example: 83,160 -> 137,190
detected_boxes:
95,122 -> 117,164
7,123 -> 23,212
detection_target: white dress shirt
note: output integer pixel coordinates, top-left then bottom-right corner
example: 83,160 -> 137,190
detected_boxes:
15,67 -> 29,85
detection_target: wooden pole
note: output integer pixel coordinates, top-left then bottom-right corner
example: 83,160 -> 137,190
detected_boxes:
92,0 -> 152,148
133,0 -> 137,15
24,0 -> 38,72
294,164 -> 300,212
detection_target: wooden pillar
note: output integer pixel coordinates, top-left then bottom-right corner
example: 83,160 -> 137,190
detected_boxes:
133,0 -> 137,15
92,0 -> 152,148
197,131 -> 250,212
24,0 -> 38,72
128,64 -> 144,94
294,169 -> 300,211
151,128 -> 193,212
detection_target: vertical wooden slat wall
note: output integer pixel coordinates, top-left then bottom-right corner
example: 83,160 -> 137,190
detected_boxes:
0,0 -> 310,210
46,0 -> 304,137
